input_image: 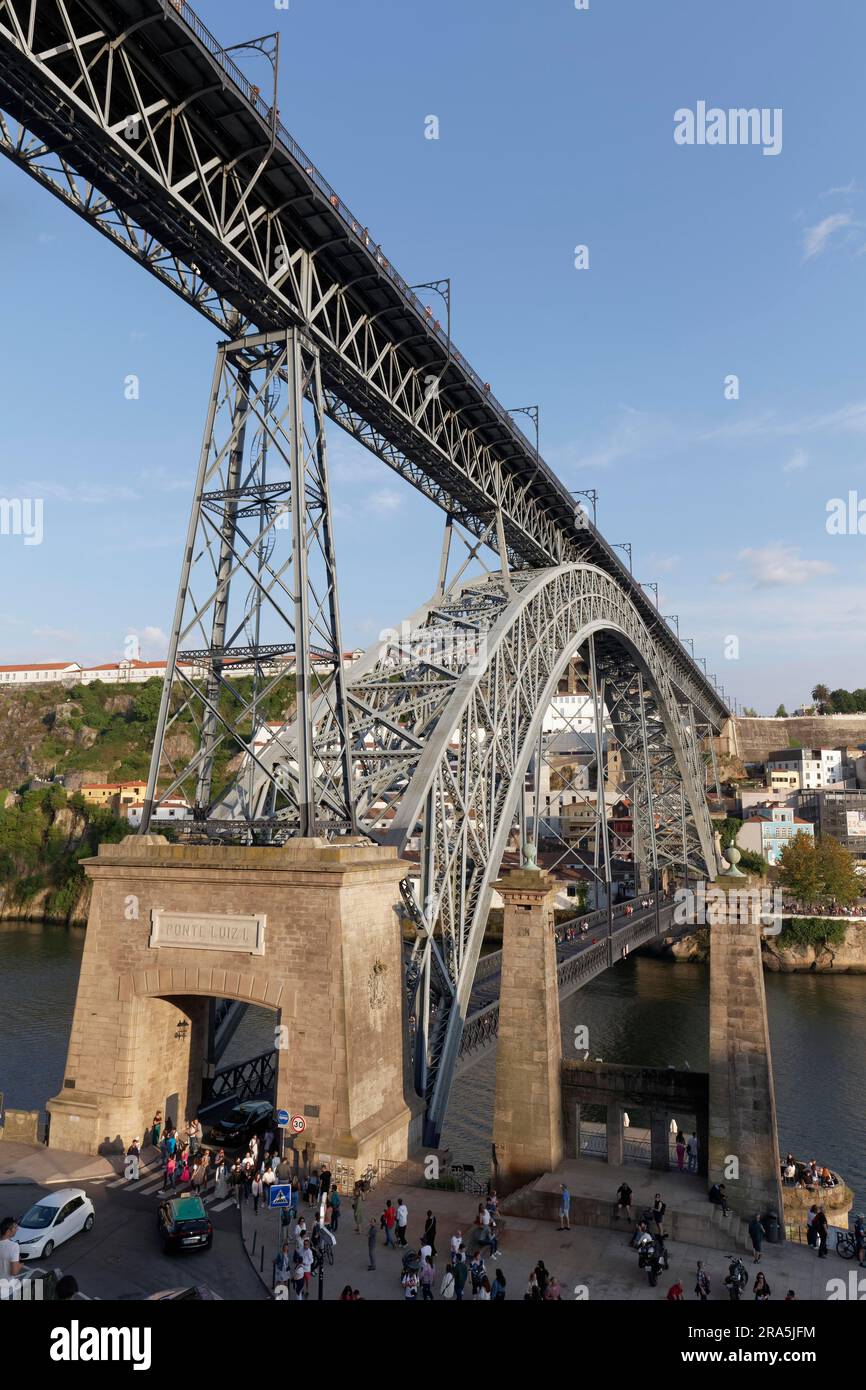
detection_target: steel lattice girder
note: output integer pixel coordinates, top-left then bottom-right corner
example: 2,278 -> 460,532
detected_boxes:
142,328 -> 355,835
0,0 -> 727,727
256,562 -> 719,1141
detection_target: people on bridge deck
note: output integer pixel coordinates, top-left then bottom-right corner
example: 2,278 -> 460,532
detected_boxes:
421,1208 -> 437,1254
395,1197 -> 408,1246
675,1132 -> 686,1172
694,1261 -> 711,1300
125,1137 -> 141,1181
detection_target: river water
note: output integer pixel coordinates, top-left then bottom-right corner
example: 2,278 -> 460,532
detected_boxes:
1,922 -> 862,1209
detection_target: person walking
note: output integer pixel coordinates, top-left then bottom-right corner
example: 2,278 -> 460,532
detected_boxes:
490,1268 -> 507,1300
126,1137 -> 141,1181
251,1172 -> 264,1214
558,1183 -> 571,1231
382,1199 -> 397,1248
422,1209 -> 437,1255
329,1185 -> 341,1232
419,1255 -> 436,1300
352,1184 -> 365,1233
396,1197 -> 409,1247
675,1131 -> 686,1172
273,1242 -> 292,1294
367,1217 -> 378,1271
753,1272 -> 771,1301
162,1154 -> 177,1192
814,1206 -> 829,1259
440,1265 -> 456,1300
151,1111 -> 162,1149
695,1261 -> 711,1301
806,1203 -> 818,1248
748,1212 -> 764,1263
687,1132 -> 699,1173
453,1253 -> 469,1302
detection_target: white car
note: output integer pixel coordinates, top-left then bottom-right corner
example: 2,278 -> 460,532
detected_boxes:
15,1188 -> 95,1259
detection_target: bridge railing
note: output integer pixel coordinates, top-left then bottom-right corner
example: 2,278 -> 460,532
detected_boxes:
211,1049 -> 276,1102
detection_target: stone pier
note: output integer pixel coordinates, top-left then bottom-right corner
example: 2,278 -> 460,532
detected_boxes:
47,835 -> 421,1167
491,866 -> 564,1189
708,903 -> 785,1224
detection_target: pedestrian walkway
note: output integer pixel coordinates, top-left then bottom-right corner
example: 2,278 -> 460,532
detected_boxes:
238,1178 -> 835,1301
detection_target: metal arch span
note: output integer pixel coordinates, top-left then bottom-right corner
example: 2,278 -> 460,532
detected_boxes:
300,562 -> 721,1142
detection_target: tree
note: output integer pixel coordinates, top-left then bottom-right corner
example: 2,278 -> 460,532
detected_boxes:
830,688 -> 855,713
811,683 -> 831,713
742,706 -> 758,717
716,816 -> 743,850
777,833 -> 862,909
775,703 -> 788,718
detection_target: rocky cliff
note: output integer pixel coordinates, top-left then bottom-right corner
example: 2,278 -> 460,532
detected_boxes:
644,921 -> 866,973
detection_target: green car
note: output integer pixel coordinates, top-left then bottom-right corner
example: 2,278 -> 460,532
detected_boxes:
157,1194 -> 213,1254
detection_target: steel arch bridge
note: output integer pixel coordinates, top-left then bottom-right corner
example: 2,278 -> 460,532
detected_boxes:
0,0 -> 729,1143
213,561 -> 719,1141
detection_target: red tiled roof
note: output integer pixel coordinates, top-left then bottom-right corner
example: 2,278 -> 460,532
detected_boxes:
0,662 -> 80,672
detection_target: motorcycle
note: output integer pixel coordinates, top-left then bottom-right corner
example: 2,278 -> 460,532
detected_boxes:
637,1234 -> 669,1287
724,1255 -> 748,1300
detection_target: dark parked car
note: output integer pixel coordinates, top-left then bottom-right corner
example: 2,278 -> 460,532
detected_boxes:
158,1195 -> 213,1254
204,1099 -> 273,1148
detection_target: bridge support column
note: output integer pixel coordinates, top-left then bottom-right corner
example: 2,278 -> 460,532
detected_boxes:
650,1109 -> 670,1170
709,904 -> 785,1225
606,1105 -> 624,1165
492,867 -> 564,1190
47,836 -> 421,1166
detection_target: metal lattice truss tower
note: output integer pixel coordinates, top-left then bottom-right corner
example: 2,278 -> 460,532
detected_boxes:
142,329 -> 355,837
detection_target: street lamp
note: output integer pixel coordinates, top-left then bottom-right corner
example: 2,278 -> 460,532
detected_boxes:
571,488 -> 598,526
639,581 -> 659,607
508,404 -> 540,466
664,614 -> 679,636
612,541 -> 632,572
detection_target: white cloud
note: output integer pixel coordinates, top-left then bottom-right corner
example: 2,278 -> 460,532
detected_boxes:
820,178 -> 858,197
802,212 -> 854,261
737,543 -> 834,587
364,488 -> 403,516
782,449 -> 808,472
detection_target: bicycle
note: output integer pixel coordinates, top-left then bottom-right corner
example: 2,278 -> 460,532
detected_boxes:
835,1229 -> 856,1259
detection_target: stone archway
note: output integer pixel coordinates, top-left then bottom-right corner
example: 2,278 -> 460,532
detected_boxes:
47,835 -> 422,1165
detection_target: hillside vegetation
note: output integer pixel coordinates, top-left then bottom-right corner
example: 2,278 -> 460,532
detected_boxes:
0,675 -> 297,921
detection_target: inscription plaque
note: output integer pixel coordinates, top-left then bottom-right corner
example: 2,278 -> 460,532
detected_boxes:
149,909 -> 266,956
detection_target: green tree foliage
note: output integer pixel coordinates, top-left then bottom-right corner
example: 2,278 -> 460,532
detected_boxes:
716,816 -> 743,849
0,788 -> 128,919
737,848 -> 769,875
741,706 -> 758,717
778,916 -> 848,951
775,703 -> 788,718
777,833 -> 862,908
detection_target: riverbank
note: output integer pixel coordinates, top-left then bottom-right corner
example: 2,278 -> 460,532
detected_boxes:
642,917 -> 866,973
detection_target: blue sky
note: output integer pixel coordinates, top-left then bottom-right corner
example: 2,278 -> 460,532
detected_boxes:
1,0 -> 865,711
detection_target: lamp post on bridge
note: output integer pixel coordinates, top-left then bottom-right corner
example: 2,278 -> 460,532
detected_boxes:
611,541 -> 632,573
664,614 -> 679,636
508,404 -> 540,468
410,277 -> 452,362
639,581 -> 659,607
570,488 -> 598,528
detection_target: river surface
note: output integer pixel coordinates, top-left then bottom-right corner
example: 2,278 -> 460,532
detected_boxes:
1,922 -> 863,1208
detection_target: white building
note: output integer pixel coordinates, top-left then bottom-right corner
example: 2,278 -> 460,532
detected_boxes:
767,747 -> 853,792
0,661 -> 82,686
126,798 -> 192,828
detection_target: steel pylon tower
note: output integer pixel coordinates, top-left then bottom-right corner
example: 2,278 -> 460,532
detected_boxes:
140,328 -> 355,839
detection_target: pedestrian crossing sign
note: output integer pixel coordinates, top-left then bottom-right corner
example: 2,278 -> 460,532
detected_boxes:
269,1184 -> 293,1208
